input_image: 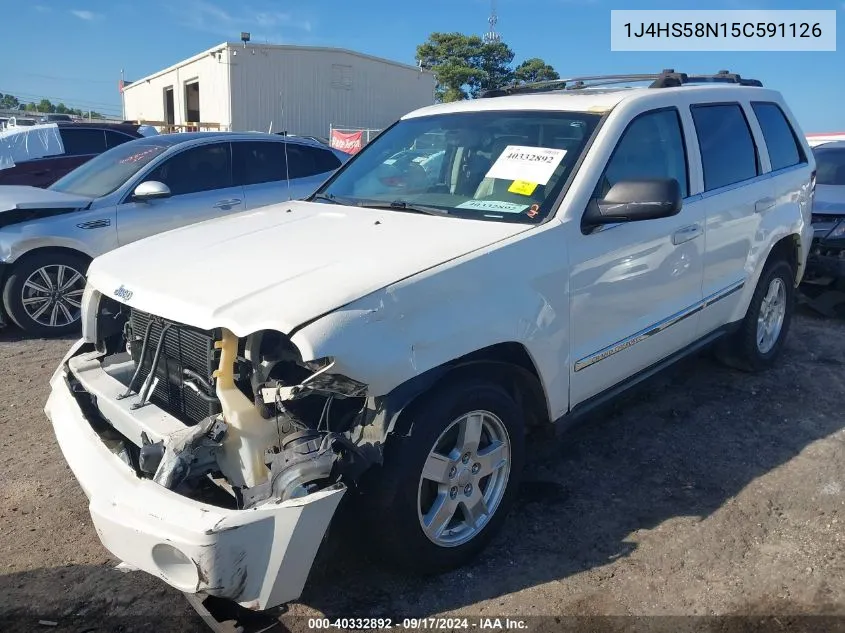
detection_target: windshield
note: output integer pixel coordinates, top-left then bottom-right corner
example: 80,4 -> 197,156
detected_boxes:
50,140 -> 169,198
314,110 -> 602,223
814,146 -> 845,186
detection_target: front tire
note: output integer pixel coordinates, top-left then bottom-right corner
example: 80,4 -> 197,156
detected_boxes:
2,252 -> 88,337
367,378 -> 525,574
716,259 -> 795,372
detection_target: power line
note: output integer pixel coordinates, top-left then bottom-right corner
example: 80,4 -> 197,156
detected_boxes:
0,89 -> 121,113
2,88 -> 121,108
7,92 -> 121,111
11,72 -> 117,85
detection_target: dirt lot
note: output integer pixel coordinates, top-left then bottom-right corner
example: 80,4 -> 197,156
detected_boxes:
1,309 -> 844,633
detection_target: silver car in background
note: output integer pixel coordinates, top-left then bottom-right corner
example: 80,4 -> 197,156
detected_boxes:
0,132 -> 346,335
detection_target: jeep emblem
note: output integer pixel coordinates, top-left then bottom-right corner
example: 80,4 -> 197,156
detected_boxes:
114,285 -> 133,301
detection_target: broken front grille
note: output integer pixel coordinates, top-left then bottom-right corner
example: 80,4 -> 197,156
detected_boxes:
128,308 -> 221,425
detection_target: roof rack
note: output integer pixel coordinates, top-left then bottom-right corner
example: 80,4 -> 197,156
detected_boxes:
479,69 -> 763,98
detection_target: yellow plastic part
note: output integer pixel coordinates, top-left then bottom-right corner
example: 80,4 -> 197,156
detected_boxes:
213,328 -> 277,488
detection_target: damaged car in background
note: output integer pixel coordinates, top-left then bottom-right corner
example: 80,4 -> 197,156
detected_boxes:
801,140 -> 845,316
45,71 -> 814,615
0,132 -> 344,335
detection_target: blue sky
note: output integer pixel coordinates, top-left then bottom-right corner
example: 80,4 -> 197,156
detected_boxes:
1,0 -> 843,130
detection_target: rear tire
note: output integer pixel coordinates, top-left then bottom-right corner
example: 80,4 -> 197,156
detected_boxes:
365,377 -> 525,574
2,252 -> 88,337
715,259 -> 795,372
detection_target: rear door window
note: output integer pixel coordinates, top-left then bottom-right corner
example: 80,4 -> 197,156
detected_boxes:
690,103 -> 759,191
232,141 -> 287,186
60,128 -> 107,156
751,102 -> 806,171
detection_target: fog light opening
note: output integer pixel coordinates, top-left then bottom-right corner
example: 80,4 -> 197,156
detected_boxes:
151,543 -> 200,590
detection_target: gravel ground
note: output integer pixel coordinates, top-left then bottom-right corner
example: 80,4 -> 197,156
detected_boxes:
1,309 -> 844,633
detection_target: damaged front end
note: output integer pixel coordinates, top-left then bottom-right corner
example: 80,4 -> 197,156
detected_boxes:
805,211 -> 845,283
45,297 -> 385,610
802,210 -> 845,317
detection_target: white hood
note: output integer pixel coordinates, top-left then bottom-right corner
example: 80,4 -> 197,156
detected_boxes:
0,185 -> 93,212
87,201 -> 531,336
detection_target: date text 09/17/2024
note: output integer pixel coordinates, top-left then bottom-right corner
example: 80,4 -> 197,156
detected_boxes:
307,617 -> 529,630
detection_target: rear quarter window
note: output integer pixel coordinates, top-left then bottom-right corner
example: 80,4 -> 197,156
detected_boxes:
287,145 -> 342,178
105,130 -> 136,149
59,128 -> 107,156
751,102 -> 806,171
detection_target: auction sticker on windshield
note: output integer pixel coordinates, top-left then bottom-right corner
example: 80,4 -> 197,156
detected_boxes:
485,146 -> 567,185
456,199 -> 529,213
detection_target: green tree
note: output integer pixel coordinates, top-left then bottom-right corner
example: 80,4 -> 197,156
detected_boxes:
417,32 -> 557,101
470,40 -> 515,97
417,32 -> 488,102
513,58 -> 560,85
55,102 -> 69,114
38,98 -> 54,113
24,102 -> 37,112
0,93 -> 20,109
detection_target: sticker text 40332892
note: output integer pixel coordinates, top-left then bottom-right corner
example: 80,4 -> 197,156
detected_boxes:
484,145 -> 568,186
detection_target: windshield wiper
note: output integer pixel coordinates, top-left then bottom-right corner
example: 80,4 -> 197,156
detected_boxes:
310,193 -> 343,204
358,200 -> 451,217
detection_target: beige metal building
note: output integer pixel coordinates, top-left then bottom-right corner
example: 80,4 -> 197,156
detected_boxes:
121,42 -> 436,136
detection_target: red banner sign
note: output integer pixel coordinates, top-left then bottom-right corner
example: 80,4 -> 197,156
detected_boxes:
330,130 -> 363,154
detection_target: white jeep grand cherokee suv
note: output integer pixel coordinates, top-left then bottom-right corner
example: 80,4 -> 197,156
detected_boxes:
45,70 -> 814,613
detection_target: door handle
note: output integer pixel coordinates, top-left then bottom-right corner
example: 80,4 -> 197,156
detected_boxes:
755,197 -> 776,213
672,224 -> 702,245
213,198 -> 242,209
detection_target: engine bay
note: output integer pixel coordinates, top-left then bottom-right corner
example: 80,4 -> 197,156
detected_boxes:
85,295 -> 380,510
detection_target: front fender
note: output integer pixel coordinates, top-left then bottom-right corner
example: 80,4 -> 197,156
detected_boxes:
0,207 -> 118,264
290,226 -> 572,420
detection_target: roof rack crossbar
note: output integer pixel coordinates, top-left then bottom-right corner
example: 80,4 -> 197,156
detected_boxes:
479,69 -> 763,98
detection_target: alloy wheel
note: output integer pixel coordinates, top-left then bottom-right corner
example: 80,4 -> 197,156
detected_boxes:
20,264 -> 85,329
417,410 -> 511,547
756,276 -> 786,354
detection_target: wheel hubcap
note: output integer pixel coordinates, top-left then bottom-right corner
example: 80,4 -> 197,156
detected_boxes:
417,410 -> 511,547
756,277 -> 786,354
21,264 -> 85,328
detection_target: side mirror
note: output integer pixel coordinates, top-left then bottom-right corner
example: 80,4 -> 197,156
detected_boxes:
584,178 -> 682,226
133,181 -> 171,201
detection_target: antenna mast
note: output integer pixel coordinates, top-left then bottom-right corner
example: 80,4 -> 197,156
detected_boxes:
483,0 -> 501,44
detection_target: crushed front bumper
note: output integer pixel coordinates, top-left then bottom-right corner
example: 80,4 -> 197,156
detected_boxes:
44,340 -> 345,611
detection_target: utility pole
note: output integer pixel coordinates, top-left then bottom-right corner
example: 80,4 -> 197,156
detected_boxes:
120,68 -> 126,120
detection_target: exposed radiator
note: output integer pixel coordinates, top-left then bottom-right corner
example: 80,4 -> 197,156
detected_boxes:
128,308 -> 221,425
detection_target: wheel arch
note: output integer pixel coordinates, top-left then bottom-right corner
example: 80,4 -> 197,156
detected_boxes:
372,341 -> 552,441
8,245 -> 93,268
730,231 -> 803,326
766,233 -> 802,285
2,244 -> 92,291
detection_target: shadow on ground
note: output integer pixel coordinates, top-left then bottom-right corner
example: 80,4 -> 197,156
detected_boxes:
0,323 -> 77,345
